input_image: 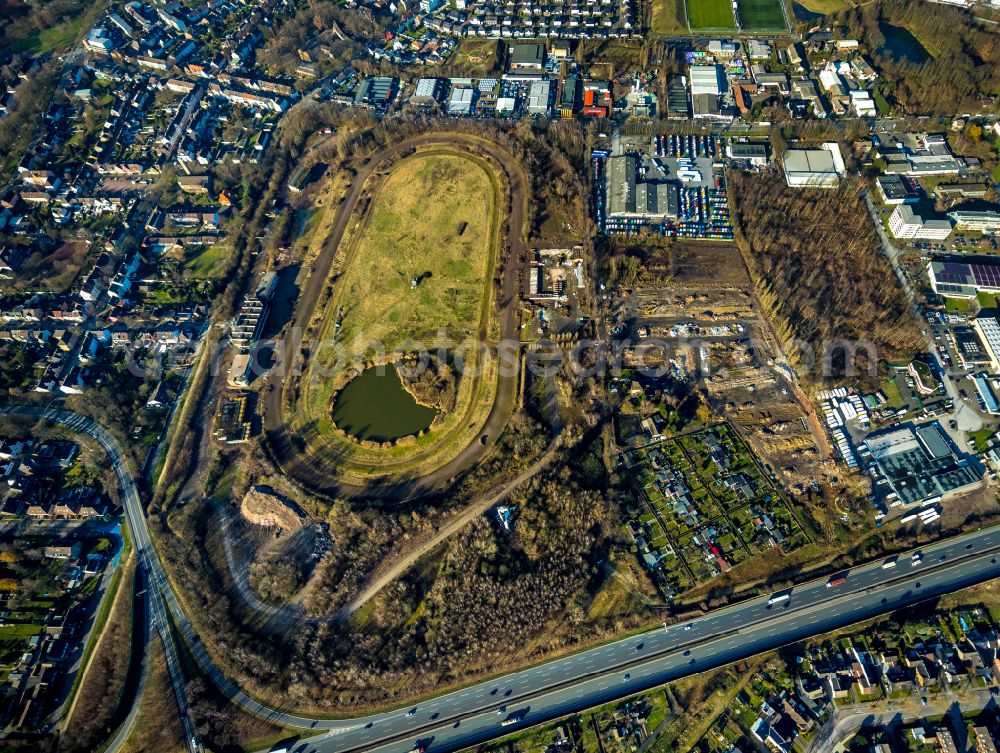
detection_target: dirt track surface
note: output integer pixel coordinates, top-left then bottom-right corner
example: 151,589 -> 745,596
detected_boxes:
263,132 -> 527,503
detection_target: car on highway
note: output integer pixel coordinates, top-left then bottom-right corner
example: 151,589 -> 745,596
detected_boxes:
497,707 -> 506,715
623,673 -> 631,682
684,623 -> 693,631
407,709 -> 417,717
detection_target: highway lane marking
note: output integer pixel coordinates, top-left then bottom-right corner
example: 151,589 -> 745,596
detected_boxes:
14,407 -> 1000,740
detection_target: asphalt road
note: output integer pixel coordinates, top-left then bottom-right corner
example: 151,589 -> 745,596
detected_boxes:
2,407 -> 202,753
9,406 -> 1000,753
259,526 -> 1000,753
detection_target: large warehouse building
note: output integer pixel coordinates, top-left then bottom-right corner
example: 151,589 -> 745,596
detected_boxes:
782,143 -> 845,188
606,153 -> 679,222
863,423 -> 981,507
689,64 -> 724,96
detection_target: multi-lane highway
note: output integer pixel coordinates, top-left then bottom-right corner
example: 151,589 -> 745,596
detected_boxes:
9,406 -> 1000,753
271,527 -> 1000,753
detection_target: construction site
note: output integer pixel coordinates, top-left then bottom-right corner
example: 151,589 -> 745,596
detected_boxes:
607,237 -> 846,548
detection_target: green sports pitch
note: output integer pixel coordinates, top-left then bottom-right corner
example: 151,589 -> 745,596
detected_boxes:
738,0 -> 788,30
686,0 -> 736,29
685,0 -> 788,30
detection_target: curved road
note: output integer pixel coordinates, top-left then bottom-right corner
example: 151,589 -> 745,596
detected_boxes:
262,131 -> 528,502
266,527 -> 1000,753
7,406 -> 1000,753
0,407 -> 201,753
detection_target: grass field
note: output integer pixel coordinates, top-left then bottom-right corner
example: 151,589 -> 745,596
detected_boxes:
652,0 -> 689,34
327,154 -> 493,358
739,0 -> 787,29
184,243 -> 229,279
686,0 -> 736,29
291,148 -> 504,481
792,0 -> 849,13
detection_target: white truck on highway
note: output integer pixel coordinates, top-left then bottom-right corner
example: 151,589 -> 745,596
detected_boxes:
767,591 -> 791,606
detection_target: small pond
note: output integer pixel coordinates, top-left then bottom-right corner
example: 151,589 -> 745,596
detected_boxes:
792,3 -> 823,23
332,364 -> 437,443
879,23 -> 931,64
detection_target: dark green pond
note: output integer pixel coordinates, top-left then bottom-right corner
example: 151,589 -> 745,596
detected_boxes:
879,23 -> 931,64
332,365 -> 437,443
792,3 -> 823,23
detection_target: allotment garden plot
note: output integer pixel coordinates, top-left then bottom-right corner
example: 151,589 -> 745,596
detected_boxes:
621,423 -> 809,598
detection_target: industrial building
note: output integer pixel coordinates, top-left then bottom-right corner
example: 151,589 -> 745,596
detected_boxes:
888,205 -> 952,241
559,77 -> 579,117
606,153 -> 679,222
863,423 -> 982,507
689,64 -> 726,120
665,76 -> 689,119
689,65 -> 724,96
448,87 -> 475,115
354,77 -> 397,110
876,174 -> 921,205
973,374 -> 1000,415
881,133 -> 963,177
726,142 -> 769,167
928,258 -> 1000,299
947,210 -> 1000,234
508,43 -> 544,72
230,271 -> 277,348
973,311 -> 1000,373
526,79 -> 552,115
412,77 -> 444,105
782,144 -> 845,188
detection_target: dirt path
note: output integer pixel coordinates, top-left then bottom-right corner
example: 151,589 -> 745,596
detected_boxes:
263,131 -> 529,502
214,432 -> 564,625
335,432 -> 564,620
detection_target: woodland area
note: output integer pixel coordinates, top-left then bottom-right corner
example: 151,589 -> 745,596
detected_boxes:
835,0 -> 1000,116
729,171 -> 923,381
151,406 -> 631,710
398,356 -> 458,413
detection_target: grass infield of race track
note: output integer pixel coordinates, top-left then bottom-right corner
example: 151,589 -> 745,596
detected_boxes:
289,148 -> 504,482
